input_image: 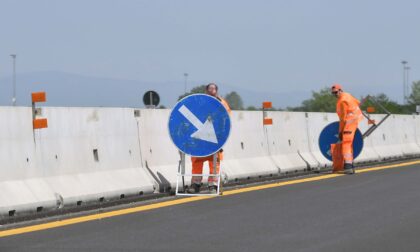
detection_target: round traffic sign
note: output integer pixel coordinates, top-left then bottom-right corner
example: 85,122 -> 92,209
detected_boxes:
168,94 -> 231,157
143,90 -> 160,107
318,121 -> 364,161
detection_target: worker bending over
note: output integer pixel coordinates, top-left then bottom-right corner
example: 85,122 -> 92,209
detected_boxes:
331,84 -> 363,174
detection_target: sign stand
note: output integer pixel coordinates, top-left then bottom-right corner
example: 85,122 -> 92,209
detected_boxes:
175,152 -> 223,196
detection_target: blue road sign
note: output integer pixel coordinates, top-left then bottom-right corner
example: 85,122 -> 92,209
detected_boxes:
168,94 -> 231,157
318,121 -> 364,161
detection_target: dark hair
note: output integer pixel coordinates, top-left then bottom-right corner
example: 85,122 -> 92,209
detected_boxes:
206,83 -> 218,91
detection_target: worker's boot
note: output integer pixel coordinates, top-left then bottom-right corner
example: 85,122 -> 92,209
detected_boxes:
209,185 -> 218,193
187,183 -> 201,193
343,163 -> 355,175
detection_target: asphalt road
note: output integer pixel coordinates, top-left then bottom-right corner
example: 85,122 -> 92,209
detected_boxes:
1,163 -> 420,252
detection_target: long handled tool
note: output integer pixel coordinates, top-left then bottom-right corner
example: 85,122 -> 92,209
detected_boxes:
359,95 -> 391,139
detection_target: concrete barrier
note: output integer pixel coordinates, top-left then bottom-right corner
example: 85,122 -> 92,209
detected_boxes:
305,112 -> 337,168
0,107 -> 57,217
0,107 -> 156,217
135,109 -> 191,191
0,105 -> 418,219
38,107 -> 156,206
355,117 -> 381,163
266,112 -> 319,173
416,115 -> 420,149
222,111 -> 279,181
368,115 -> 405,160
394,115 -> 420,156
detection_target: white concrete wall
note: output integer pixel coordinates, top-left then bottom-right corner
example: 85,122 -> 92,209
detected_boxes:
0,107 -> 156,217
305,112 -> 337,167
135,109 -> 192,191
416,116 -> 420,149
37,107 -> 156,207
266,112 -> 318,173
394,115 -> 420,156
0,106 -> 419,218
222,111 -> 279,180
369,115 -> 405,159
0,107 -> 57,217
356,116 -> 381,163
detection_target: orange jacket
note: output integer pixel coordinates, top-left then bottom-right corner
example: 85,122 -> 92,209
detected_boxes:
218,96 -> 232,114
336,92 -> 363,132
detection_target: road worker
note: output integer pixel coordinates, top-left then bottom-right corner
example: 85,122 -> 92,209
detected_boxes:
331,84 -> 363,174
188,83 -> 231,193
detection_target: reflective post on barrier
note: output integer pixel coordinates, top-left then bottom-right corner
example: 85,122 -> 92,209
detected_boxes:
31,92 -> 48,130
262,101 -> 273,126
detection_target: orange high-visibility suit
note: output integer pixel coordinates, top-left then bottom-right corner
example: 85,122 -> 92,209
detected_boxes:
336,92 -> 363,165
191,97 -> 231,186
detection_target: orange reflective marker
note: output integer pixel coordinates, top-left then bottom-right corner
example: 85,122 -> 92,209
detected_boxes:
366,106 -> 375,113
32,92 -> 46,103
262,101 -> 272,109
33,118 -> 48,129
263,118 -> 273,125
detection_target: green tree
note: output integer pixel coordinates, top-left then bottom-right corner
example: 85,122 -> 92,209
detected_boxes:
246,106 -> 258,111
409,80 -> 420,105
224,91 -> 244,110
178,85 -> 207,100
360,93 -> 415,114
360,93 -> 400,113
288,87 -> 336,112
287,86 -> 417,114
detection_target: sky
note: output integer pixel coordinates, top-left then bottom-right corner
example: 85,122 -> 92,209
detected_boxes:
0,0 -> 419,106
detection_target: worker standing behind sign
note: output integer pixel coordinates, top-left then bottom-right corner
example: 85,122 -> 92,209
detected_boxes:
188,83 -> 231,193
331,84 -> 363,174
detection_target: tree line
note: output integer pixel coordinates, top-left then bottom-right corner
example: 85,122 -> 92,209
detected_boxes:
177,81 -> 420,114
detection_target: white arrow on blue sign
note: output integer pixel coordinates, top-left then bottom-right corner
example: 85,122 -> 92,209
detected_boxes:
168,94 -> 231,157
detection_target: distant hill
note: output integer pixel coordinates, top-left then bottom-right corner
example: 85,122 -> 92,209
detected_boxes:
0,71 -> 312,108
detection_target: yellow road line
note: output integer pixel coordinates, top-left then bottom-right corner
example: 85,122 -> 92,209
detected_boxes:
357,160 -> 420,173
1,160 -> 419,238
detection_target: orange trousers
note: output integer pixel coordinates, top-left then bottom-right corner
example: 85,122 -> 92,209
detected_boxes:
331,123 -> 358,172
191,152 -> 222,186
342,123 -> 357,164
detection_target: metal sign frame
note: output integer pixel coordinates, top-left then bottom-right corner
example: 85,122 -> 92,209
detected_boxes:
359,95 -> 392,139
175,152 -> 223,196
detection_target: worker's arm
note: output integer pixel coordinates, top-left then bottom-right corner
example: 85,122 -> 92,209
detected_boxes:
339,101 -> 348,140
